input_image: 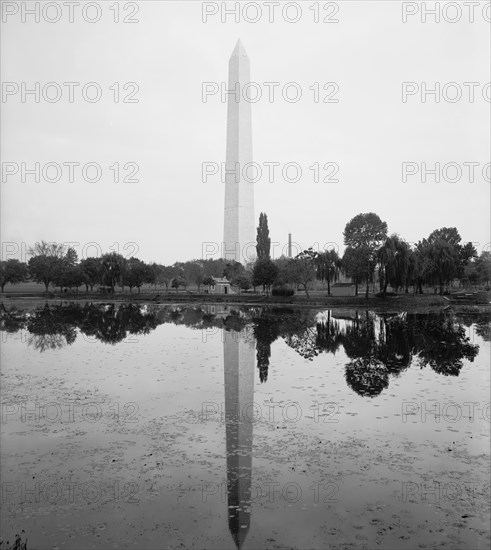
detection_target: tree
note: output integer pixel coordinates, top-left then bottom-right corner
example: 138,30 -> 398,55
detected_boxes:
0,260 -> 29,292
377,235 -> 411,295
459,241 -> 478,275
286,250 -> 317,298
157,265 -> 177,291
181,261 -> 204,291
273,256 -> 291,287
28,255 -> 61,291
54,265 -> 84,292
394,239 -> 411,292
427,227 -> 477,285
202,275 -> 216,290
64,247 -> 78,267
398,242 -> 413,293
52,247 -> 81,292
415,229 -> 471,294
27,241 -> 67,292
430,239 -> 461,294
100,252 -> 126,292
232,275 -> 251,293
148,263 -> 163,290
343,213 -> 388,298
123,258 -> 152,293
412,240 -> 435,294
475,251 -> 491,287
80,257 -> 102,291
202,258 -> 227,278
252,258 -> 279,294
256,212 -> 271,259
224,261 -> 246,285
427,227 -> 461,247
29,241 -> 66,258
315,250 -> 341,296
171,276 -> 186,293
342,247 -> 369,296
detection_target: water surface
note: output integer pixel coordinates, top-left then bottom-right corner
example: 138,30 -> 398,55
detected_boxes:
1,303 -> 489,549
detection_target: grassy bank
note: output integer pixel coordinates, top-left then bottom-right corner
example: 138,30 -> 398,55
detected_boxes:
2,290 -> 490,312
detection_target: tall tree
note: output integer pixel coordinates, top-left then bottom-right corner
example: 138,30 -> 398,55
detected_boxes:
256,212 -> 271,260
343,213 -> 388,298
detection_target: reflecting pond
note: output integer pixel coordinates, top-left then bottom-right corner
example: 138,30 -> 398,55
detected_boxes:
1,302 -> 490,549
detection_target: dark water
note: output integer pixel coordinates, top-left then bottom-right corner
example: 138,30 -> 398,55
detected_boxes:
1,302 -> 490,549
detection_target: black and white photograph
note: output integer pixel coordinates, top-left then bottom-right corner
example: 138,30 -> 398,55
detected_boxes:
1,1 -> 490,549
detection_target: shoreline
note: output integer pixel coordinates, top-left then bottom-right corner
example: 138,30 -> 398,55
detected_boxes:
2,291 -> 490,313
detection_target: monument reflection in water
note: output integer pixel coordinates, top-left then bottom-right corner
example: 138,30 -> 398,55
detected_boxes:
223,328 -> 255,549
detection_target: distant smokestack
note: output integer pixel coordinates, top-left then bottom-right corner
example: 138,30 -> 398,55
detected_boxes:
288,233 -> 292,258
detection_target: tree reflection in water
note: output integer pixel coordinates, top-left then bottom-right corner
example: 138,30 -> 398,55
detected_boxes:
1,302 -> 160,350
0,303 -> 485,397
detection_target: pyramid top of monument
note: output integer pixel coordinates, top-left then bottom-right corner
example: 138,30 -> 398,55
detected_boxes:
230,39 -> 248,59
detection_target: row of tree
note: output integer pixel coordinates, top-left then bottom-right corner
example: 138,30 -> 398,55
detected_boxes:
252,212 -> 490,297
0,212 -> 489,295
0,241 -> 255,294
341,214 -> 487,297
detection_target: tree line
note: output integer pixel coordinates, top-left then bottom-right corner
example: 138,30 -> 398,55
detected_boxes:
0,241 -> 255,294
253,212 -> 489,297
0,212 -> 489,295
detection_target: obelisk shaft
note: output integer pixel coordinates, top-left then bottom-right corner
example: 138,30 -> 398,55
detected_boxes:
223,40 -> 255,264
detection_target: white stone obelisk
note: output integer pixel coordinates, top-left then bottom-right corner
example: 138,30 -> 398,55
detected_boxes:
223,40 -> 255,264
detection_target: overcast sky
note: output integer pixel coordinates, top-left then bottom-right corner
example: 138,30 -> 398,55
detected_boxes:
1,0 -> 490,264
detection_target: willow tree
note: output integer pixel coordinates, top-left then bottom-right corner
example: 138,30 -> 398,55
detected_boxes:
377,235 -> 411,295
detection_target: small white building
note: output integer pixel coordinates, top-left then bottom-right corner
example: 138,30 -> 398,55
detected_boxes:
209,277 -> 234,295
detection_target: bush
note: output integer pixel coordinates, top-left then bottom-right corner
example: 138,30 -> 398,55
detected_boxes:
272,287 -> 294,297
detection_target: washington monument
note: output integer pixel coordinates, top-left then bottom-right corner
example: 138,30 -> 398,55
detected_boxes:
223,40 -> 255,264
